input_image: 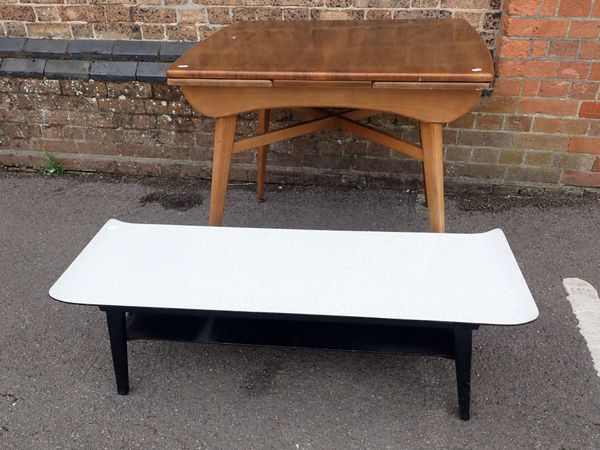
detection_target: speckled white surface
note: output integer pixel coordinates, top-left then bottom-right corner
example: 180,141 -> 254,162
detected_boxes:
49,219 -> 538,325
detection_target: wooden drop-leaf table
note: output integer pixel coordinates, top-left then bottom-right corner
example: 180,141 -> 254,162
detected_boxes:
167,19 -> 494,232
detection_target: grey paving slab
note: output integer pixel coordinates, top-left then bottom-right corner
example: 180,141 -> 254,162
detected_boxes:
66,39 -> 114,59
90,60 -> 137,81
23,38 -> 69,58
0,37 -> 26,57
44,59 -> 91,80
158,41 -> 196,62
136,61 -> 169,82
112,40 -> 161,61
0,57 -> 45,78
0,171 -> 600,449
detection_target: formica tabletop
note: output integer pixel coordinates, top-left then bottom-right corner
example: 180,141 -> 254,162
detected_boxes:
50,220 -> 537,326
166,19 -> 494,83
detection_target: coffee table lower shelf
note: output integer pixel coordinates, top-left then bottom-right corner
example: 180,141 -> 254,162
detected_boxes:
100,306 -> 478,421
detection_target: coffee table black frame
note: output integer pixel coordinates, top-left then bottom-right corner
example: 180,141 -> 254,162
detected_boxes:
100,305 -> 478,421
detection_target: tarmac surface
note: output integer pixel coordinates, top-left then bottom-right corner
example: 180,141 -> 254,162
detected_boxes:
1,171 -> 600,449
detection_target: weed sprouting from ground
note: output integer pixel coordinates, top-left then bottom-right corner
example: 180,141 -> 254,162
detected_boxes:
43,152 -> 64,176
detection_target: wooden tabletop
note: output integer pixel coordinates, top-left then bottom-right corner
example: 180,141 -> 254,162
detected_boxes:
167,19 -> 494,83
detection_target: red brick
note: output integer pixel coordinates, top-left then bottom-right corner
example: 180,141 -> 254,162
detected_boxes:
525,151 -> 554,166
499,38 -> 530,58
539,80 -> 570,97
206,7 -> 232,24
558,62 -> 590,79
519,98 -> 579,115
499,149 -> 524,165
562,170 -> 600,187
593,157 -> 600,172
166,24 -> 198,40
94,23 -> 142,40
477,96 -> 519,114
559,119 -> 590,135
530,40 -> 548,58
471,148 -> 500,163
533,117 -> 589,134
513,133 -> 570,151
5,22 -> 27,37
504,18 -> 570,38
63,127 -> 85,141
591,63 -> 600,81
444,146 -> 470,162
492,79 -> 521,96
506,0 -> 539,16
141,24 -> 166,40
0,6 -> 35,21
558,0 -> 592,17
233,7 -> 283,21
449,113 -> 475,129
571,82 -> 599,99
60,6 -> 105,22
458,130 -> 513,147
579,41 -> 600,59
504,115 -> 532,132
39,126 -> 62,140
34,6 -> 60,22
497,60 -> 559,78
365,9 -> 392,20
568,20 -> 599,38
132,7 -> 177,23
27,23 -> 72,38
102,6 -> 131,22
548,40 -> 578,58
579,102 -> 600,118
532,117 -> 560,133
540,0 -> 558,16
35,139 -> 77,154
594,0 -> 600,17
283,8 -> 310,20
71,24 -> 95,39
522,80 -> 540,96
474,114 -> 504,130
569,137 -> 600,153
178,9 -> 207,23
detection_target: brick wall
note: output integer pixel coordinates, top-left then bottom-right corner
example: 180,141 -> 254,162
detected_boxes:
0,1 -> 501,46
0,77 -> 442,187
0,0 -> 599,189
491,0 -> 600,187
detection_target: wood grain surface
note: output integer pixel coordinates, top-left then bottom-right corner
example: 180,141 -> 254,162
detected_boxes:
167,19 -> 494,83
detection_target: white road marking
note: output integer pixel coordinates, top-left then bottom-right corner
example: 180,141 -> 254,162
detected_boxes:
563,278 -> 600,377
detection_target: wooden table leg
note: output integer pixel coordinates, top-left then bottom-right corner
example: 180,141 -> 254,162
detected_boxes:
256,109 -> 270,202
209,115 -> 237,226
421,162 -> 428,208
420,122 -> 445,233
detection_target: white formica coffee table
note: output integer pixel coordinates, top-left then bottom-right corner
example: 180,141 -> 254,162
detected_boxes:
50,220 -> 538,420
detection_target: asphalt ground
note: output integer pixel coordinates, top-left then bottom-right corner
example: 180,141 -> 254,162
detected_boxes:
1,171 -> 599,449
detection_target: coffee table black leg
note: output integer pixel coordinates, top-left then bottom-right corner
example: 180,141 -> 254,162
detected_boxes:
454,326 -> 472,421
105,309 -> 129,395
